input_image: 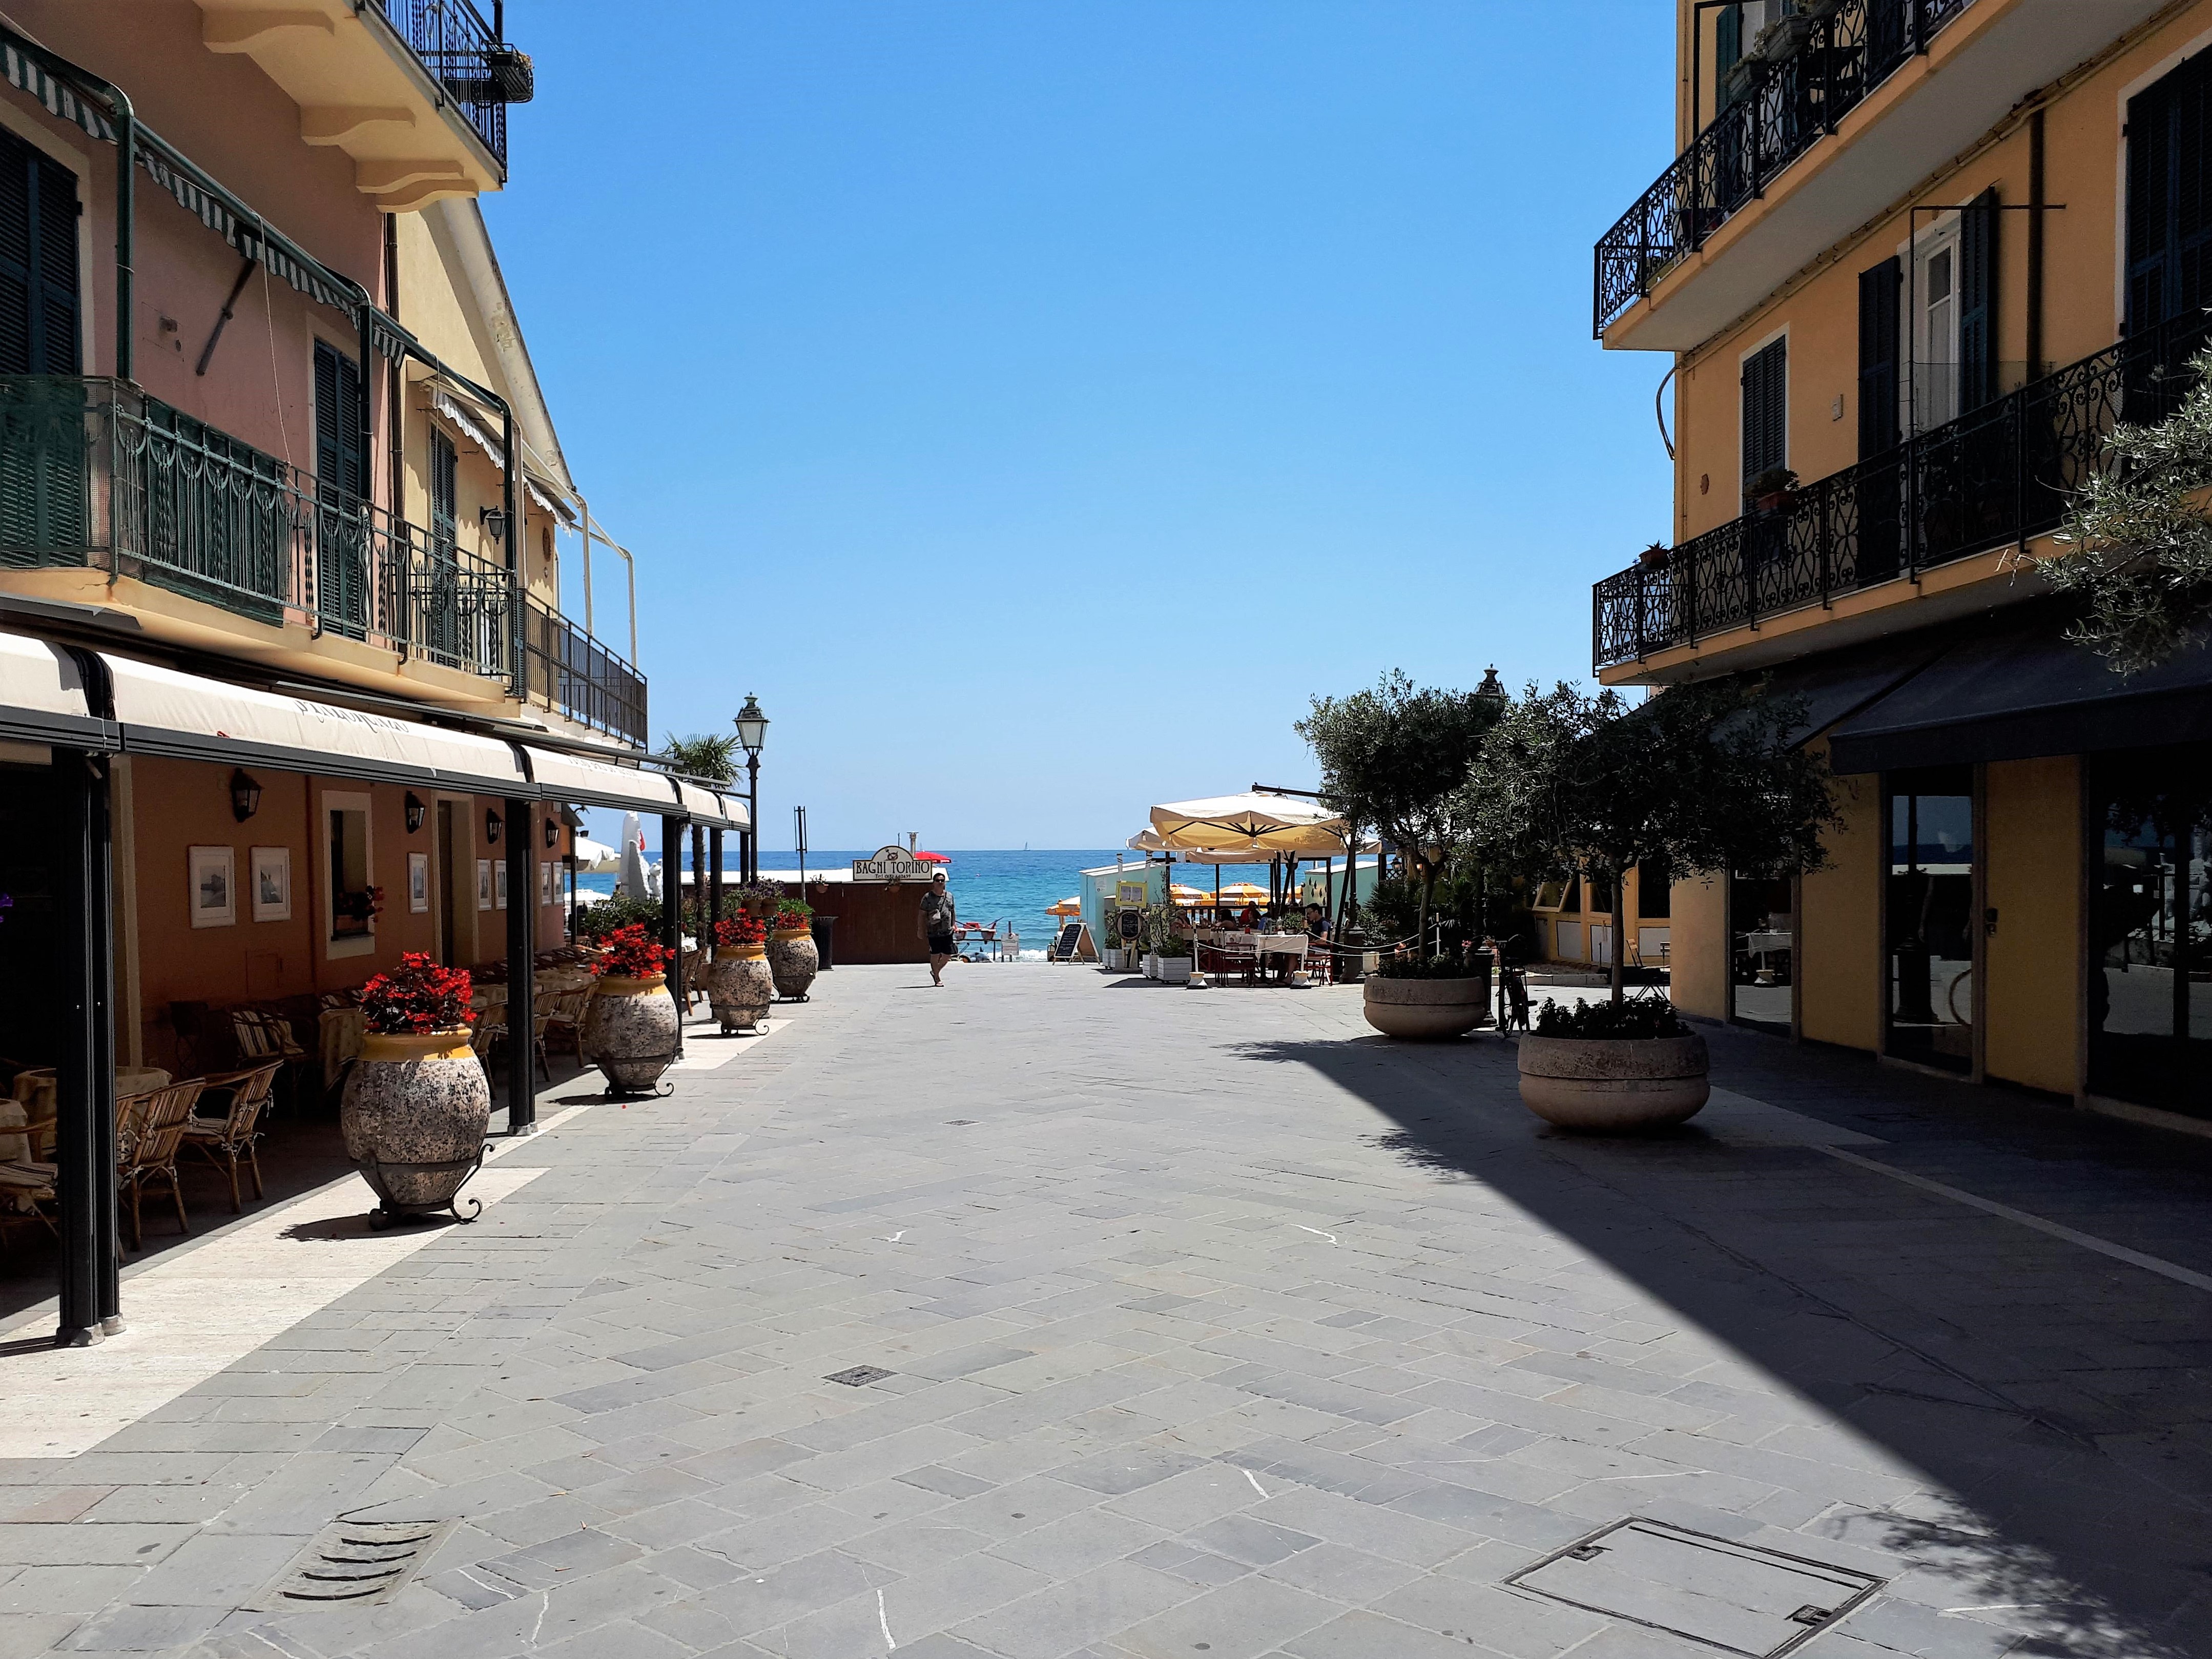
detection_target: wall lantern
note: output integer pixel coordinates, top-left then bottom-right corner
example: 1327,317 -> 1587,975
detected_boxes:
481,504 -> 508,544
485,809 -> 503,844
229,769 -> 262,823
543,816 -> 558,849
404,792 -> 427,834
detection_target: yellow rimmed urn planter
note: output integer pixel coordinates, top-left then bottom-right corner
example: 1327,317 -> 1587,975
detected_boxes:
768,910 -> 819,1001
704,917 -> 775,1033
338,955 -> 491,1228
584,924 -> 681,1095
1516,998 -> 1708,1132
1362,957 -> 1493,1040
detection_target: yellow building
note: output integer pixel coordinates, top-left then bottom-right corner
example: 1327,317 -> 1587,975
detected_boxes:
1594,0 -> 2209,1131
0,2 -> 745,1344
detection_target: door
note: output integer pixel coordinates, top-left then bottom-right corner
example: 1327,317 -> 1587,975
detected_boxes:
313,339 -> 368,637
1885,767 -> 1976,1072
1729,872 -> 1794,1036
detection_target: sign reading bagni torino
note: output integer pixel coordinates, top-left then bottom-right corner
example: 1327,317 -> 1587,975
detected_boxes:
852,845 -> 934,882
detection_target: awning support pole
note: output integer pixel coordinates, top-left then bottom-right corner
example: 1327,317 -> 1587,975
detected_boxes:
54,750 -> 118,1346
708,827 -> 725,957
504,796 -> 536,1134
661,815 -> 686,1059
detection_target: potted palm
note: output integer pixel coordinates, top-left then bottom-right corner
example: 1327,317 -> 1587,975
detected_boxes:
1744,466 -> 1798,516
768,902 -> 819,1000
339,953 -> 489,1226
1363,952 -> 1492,1039
1469,679 -> 1838,1130
703,914 -> 773,1032
582,923 -> 679,1094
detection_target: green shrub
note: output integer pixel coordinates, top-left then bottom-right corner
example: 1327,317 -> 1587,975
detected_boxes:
1534,995 -> 1684,1040
1369,955 -> 1485,981
576,894 -> 661,943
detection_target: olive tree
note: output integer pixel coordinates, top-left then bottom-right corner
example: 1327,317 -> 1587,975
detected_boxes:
1465,680 -> 1840,1003
1296,670 -> 1504,951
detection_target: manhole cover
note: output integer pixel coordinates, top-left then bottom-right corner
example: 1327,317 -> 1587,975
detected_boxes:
1504,1518 -> 1883,1657
252,1520 -> 452,1610
825,1364 -> 894,1386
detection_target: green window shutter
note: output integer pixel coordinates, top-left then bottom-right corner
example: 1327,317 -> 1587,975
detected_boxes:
2127,48 -> 2212,335
1958,188 -> 1998,411
1857,256 -> 1901,458
1741,336 -> 1788,481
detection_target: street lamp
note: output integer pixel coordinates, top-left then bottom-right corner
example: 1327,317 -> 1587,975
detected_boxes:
733,694 -> 768,883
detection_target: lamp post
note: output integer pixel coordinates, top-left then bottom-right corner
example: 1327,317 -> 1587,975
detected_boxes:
733,694 -> 768,884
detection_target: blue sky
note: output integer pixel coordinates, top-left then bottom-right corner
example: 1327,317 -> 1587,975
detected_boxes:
489,2 -> 1677,849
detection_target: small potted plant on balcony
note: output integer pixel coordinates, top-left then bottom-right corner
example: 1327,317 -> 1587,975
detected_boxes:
1744,466 -> 1798,515
1363,952 -> 1492,1039
703,914 -> 774,1033
339,953 -> 488,1226
1637,540 -> 1672,571
769,902 -> 819,1000
582,923 -> 679,1094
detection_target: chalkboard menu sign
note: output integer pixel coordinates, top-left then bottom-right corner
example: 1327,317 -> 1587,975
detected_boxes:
1055,922 -> 1083,958
1117,910 -> 1142,941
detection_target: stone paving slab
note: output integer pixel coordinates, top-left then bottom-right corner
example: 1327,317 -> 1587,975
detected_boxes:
0,966 -> 2204,1656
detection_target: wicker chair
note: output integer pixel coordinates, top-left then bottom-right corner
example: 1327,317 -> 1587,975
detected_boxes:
118,1079 -> 206,1250
181,1062 -> 279,1213
542,988 -> 591,1056
229,1006 -> 310,1110
468,1002 -> 509,1086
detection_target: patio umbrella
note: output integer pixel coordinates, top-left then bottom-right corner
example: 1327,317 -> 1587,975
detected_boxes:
914,850 -> 949,864
1148,792 -> 1351,855
571,834 -> 619,873
1169,885 -> 1207,907
1045,896 -> 1081,917
1216,883 -> 1269,903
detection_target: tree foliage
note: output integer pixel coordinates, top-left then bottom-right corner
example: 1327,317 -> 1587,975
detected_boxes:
1465,680 -> 1839,1000
2046,345 -> 2212,672
1296,670 -> 1504,943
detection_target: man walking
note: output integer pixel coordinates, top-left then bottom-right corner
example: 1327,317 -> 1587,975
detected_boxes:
919,869 -> 958,987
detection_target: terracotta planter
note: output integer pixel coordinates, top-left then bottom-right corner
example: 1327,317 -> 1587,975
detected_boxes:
583,972 -> 680,1094
703,947 -> 774,1033
339,1029 -> 491,1225
769,927 -> 819,1000
1517,1033 -> 1709,1131
1363,973 -> 1491,1039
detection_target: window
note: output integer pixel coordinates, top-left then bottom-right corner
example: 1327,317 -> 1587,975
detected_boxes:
1637,857 -> 1671,919
2126,47 -> 2212,336
1885,767 -> 1974,1071
1741,336 -> 1787,484
1916,239 -> 1957,429
0,126 -> 80,377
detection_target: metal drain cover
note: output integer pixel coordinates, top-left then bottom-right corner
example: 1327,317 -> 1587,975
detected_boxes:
825,1364 -> 894,1386
253,1519 -> 452,1610
1504,1518 -> 1883,1657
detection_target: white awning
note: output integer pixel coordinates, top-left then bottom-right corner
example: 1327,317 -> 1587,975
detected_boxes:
102,654 -> 530,794
523,745 -> 683,814
0,631 -> 114,750
669,781 -> 749,831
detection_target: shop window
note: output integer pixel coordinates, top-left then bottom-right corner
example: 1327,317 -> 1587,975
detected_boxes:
1885,767 -> 1974,1071
1730,872 -> 1794,1036
1585,871 -> 1615,916
325,791 -> 374,956
2090,746 -> 2211,1117
1637,857 -> 1671,918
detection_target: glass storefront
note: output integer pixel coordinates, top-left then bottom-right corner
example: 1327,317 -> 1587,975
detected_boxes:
2090,747 -> 2211,1118
1886,766 -> 1976,1072
1729,872 -> 1794,1035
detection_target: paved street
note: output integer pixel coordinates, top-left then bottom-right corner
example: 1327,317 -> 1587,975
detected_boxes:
2,965 -> 2208,1659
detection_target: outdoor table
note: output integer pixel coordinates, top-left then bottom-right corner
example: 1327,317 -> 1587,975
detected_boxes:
318,1007 -> 368,1089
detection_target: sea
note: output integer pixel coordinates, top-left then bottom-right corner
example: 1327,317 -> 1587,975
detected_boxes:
572,849 -> 1298,960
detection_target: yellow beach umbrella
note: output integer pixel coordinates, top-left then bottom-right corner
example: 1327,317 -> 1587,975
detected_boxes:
1045,896 -> 1082,917
1216,882 -> 1269,903
1170,885 -> 1208,907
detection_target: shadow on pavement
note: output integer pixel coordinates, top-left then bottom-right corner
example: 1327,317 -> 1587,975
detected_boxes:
1234,1025 -> 2212,1659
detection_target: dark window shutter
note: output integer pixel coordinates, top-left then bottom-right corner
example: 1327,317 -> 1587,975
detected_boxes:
2174,57 -> 2212,317
0,128 -> 80,377
1958,188 -> 1998,411
2128,80 -> 2173,335
1742,337 -> 1787,481
1858,257 -> 1901,458
2128,50 -> 2212,335
1716,4 -> 1742,106
429,428 -> 457,548
313,340 -> 365,501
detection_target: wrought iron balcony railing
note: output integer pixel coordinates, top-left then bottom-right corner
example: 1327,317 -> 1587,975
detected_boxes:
1594,0 -> 1973,338
0,376 -> 646,745
371,0 -> 523,172
1591,308 -> 2212,670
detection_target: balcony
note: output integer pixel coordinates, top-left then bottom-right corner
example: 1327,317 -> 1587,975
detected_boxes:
369,0 -> 523,175
1591,309 -> 2212,671
1594,0 -> 2172,351
0,377 -> 646,745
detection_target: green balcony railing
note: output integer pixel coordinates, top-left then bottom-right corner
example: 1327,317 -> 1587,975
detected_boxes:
0,376 -> 646,745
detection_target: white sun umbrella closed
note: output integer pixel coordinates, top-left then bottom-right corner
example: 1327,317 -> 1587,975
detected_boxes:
616,812 -> 651,899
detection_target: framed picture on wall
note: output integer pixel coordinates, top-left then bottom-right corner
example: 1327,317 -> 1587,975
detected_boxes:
477,858 -> 492,910
408,852 -> 430,913
249,847 -> 291,923
540,862 -> 554,906
495,862 -> 508,909
189,846 -> 235,928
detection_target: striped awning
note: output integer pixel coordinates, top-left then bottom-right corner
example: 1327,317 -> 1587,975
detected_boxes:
1,42 -> 113,141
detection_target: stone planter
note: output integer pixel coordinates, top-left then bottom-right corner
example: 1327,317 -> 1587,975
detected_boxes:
1363,973 -> 1492,1040
769,926 -> 819,1000
1517,1034 -> 1710,1131
583,973 -> 681,1094
339,1029 -> 491,1226
702,948 -> 774,1034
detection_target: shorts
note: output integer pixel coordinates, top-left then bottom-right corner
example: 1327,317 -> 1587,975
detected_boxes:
927,932 -> 956,956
